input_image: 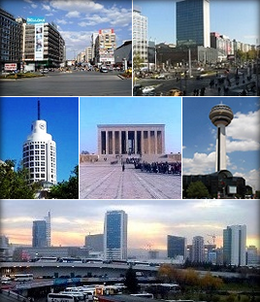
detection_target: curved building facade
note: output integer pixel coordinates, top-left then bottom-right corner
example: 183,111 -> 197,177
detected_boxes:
23,119 -> 56,185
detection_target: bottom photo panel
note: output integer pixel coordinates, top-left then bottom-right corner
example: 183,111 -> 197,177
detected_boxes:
1,199 -> 260,302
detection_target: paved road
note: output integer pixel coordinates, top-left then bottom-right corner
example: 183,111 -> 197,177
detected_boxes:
80,163 -> 181,199
0,71 -> 132,96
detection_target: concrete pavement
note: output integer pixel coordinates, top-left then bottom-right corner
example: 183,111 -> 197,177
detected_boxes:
80,163 -> 181,199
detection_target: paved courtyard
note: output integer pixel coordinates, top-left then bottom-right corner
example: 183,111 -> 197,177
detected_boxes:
80,163 -> 181,199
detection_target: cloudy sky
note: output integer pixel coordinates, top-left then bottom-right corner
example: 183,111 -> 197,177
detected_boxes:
80,97 -> 181,155
1,199 -> 259,253
183,97 -> 260,192
1,0 -> 132,59
134,0 -> 260,46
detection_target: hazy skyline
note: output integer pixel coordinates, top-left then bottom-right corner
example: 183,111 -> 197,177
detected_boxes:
1,199 -> 259,252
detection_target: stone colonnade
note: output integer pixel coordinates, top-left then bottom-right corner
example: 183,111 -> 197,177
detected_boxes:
97,124 -> 165,156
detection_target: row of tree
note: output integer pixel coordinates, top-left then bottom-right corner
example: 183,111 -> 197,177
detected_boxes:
0,159 -> 78,199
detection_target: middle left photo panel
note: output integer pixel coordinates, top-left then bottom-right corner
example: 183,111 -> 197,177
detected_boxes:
0,97 -> 79,199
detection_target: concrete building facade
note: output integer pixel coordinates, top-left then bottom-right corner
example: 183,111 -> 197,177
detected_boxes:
95,29 -> 116,65
97,124 -> 165,157
192,236 -> 204,263
223,225 -> 247,266
133,9 -> 148,63
23,101 -> 57,185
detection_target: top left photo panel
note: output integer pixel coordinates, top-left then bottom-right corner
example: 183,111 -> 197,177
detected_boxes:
0,0 -> 132,96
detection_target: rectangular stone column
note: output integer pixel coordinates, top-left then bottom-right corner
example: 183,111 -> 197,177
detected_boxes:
134,130 -> 137,155
106,131 -> 108,155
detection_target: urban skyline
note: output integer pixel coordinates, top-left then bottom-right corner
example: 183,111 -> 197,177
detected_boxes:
134,0 -> 260,46
0,0 -> 132,60
1,199 -> 259,252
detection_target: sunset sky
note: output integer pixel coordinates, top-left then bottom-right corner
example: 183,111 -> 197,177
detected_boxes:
1,199 -> 259,253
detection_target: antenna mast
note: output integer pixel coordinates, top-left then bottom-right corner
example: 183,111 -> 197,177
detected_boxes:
38,99 -> 40,120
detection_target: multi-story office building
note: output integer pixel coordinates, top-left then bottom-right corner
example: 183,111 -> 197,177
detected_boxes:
32,220 -> 47,248
94,29 -> 116,65
133,8 -> 148,64
191,236 -> 204,263
18,17 -> 65,68
223,225 -> 247,266
44,211 -> 51,247
104,210 -> 127,260
0,8 -> 22,71
167,235 -> 186,260
23,100 -> 56,185
247,245 -> 259,265
176,0 -> 210,48
85,234 -> 104,253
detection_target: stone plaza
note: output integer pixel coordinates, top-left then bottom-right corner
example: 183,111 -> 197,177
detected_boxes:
80,162 -> 181,199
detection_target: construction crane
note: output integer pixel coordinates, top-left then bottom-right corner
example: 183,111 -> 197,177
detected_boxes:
207,234 -> 216,245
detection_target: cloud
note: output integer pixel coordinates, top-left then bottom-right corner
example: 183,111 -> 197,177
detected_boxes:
227,109 -> 260,152
50,0 -> 104,13
183,152 -> 215,174
66,11 -> 80,18
234,168 -> 260,191
42,4 -> 52,11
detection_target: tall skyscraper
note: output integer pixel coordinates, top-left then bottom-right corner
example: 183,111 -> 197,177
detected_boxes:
209,104 -> 233,171
32,211 -> 51,248
44,211 -> 51,247
32,220 -> 47,248
223,225 -> 247,266
176,0 -> 210,47
23,100 -> 57,184
133,8 -> 148,63
167,235 -> 186,259
192,236 -> 204,262
104,210 -> 127,260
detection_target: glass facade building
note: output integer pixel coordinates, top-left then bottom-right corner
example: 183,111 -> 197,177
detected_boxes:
176,0 -> 210,47
32,220 -> 47,248
167,235 -> 186,259
104,210 -> 127,260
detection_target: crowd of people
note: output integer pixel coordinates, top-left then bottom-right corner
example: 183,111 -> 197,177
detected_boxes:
135,160 -> 181,175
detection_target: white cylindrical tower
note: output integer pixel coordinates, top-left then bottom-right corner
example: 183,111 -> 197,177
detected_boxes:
23,118 -> 57,184
209,104 -> 233,172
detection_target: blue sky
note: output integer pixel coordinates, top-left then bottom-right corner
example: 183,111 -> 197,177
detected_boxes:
0,97 -> 79,182
134,0 -> 260,46
183,96 -> 260,192
80,96 -> 181,154
0,0 -> 132,60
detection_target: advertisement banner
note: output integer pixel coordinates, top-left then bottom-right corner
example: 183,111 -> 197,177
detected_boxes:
35,24 -> 44,61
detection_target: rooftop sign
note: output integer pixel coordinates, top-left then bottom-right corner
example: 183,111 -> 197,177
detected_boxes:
27,17 -> 45,24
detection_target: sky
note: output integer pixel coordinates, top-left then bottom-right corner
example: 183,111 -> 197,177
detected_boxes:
134,0 -> 260,46
0,97 -> 78,182
0,0 -> 132,60
80,96 -> 181,154
183,96 -> 260,192
1,199 -> 259,252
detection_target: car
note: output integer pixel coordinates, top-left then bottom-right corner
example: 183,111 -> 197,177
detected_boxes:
100,67 -> 108,73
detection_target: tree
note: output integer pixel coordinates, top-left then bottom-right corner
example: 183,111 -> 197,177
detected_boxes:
158,264 -> 180,283
186,181 -> 210,198
48,165 -> 78,199
0,159 -> 38,199
124,267 -> 139,294
133,53 -> 144,72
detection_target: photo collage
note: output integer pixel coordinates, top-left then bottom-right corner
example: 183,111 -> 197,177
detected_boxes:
0,1 -> 259,301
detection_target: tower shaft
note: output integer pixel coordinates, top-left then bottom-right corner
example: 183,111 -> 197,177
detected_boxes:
216,125 -> 227,171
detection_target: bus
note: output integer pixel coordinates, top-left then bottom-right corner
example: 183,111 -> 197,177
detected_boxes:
47,293 -> 78,302
37,256 -> 59,262
130,293 -> 154,299
14,274 -> 33,282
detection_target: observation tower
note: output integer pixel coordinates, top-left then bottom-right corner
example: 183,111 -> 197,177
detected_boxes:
209,104 -> 233,172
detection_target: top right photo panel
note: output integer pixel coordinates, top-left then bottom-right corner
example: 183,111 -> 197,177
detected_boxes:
133,0 -> 260,96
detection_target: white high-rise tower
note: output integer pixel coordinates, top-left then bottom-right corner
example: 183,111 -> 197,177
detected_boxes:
23,100 -> 57,184
209,104 -> 233,171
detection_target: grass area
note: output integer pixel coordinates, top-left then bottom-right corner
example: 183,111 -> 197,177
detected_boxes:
0,72 -> 44,79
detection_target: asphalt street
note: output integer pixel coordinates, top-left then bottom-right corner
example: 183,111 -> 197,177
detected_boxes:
0,71 -> 132,96
80,163 -> 181,199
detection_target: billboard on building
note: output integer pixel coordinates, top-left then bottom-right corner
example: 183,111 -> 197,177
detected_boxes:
27,17 -> 45,24
35,24 -> 44,61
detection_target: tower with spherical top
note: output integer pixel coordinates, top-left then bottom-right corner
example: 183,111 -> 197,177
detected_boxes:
209,103 -> 233,172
